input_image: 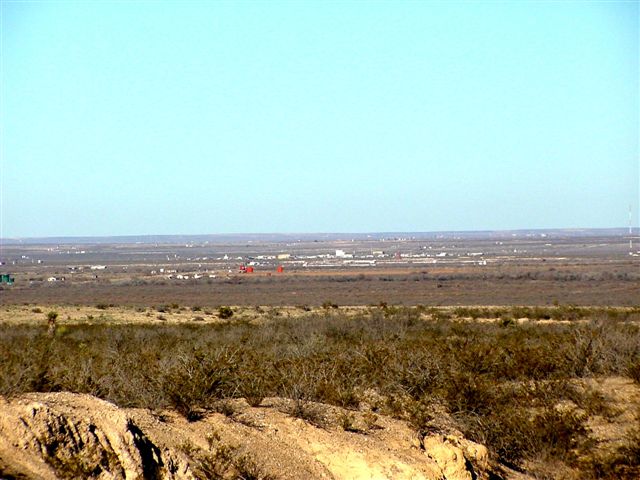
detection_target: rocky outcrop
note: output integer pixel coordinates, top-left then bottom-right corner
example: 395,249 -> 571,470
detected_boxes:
0,394 -> 190,479
422,434 -> 490,480
0,393 -> 503,480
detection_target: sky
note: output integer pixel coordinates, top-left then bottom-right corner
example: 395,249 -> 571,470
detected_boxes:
1,1 -> 638,237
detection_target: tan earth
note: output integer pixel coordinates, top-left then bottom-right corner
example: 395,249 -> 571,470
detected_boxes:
0,392 -> 513,480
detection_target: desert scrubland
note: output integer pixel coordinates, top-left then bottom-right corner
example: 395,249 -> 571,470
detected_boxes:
0,232 -> 638,479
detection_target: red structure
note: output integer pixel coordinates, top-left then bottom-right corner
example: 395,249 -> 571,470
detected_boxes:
246,266 -> 254,273
276,265 -> 284,273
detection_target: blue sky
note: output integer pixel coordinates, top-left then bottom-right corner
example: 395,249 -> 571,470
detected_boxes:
1,1 -> 638,237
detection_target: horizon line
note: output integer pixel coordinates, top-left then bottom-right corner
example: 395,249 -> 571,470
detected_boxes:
2,226 -> 639,243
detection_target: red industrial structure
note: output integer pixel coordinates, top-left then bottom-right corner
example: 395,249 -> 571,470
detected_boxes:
276,265 -> 284,273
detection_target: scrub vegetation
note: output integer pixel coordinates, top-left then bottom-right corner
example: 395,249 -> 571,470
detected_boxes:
1,306 -> 639,478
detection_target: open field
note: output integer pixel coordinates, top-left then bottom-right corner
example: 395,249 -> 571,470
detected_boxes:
2,230 -> 639,306
1,267 -> 636,306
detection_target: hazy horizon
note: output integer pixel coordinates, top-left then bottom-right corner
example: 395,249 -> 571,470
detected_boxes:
2,226 -> 637,246
2,1 -> 638,237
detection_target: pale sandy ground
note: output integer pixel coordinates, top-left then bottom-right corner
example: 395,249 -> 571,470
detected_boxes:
584,377 -> 640,456
0,392 -> 505,480
1,304 -> 636,326
0,304 -> 370,326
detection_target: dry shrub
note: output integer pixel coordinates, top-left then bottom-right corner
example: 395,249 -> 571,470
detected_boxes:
162,347 -> 238,421
180,434 -> 273,480
1,307 -> 639,478
628,361 -> 640,385
284,399 -> 328,429
463,405 -> 588,467
583,424 -> 640,479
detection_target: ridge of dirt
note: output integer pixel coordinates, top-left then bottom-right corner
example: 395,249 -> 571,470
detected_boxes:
0,392 -> 511,480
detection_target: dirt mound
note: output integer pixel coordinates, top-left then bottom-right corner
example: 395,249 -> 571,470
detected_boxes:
0,392 -> 506,480
0,393 -> 187,479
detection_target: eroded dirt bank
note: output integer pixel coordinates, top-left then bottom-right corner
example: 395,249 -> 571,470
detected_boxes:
0,392 -> 507,480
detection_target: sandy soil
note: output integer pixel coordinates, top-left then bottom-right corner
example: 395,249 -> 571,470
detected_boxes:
2,304 -> 636,327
